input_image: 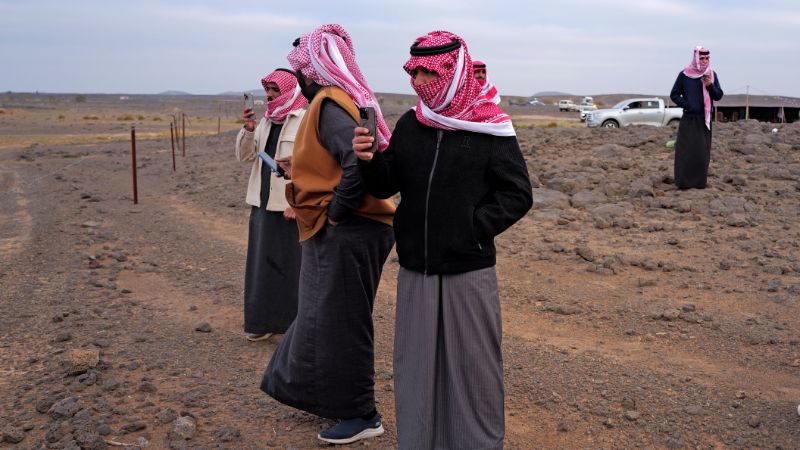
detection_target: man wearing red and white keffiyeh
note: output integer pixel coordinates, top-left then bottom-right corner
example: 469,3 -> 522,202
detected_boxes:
261,69 -> 307,124
353,30 -> 533,450
473,59 -> 501,105
402,31 -> 514,136
234,68 -> 306,345
670,45 -> 723,190
261,24 -> 396,447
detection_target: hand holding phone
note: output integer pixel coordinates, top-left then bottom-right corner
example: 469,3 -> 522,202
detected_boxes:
275,156 -> 292,179
257,152 -> 285,177
358,107 -> 378,153
242,92 -> 256,131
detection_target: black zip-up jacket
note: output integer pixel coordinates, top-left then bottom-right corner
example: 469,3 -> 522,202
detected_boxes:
359,110 -> 533,274
670,71 -> 723,116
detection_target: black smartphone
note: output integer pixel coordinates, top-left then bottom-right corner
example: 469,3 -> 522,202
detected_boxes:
358,106 -> 378,153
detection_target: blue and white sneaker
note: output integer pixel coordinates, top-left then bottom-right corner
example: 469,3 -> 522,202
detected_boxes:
317,413 -> 384,444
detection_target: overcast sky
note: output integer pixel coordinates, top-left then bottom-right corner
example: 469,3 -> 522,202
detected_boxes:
2,0 -> 799,97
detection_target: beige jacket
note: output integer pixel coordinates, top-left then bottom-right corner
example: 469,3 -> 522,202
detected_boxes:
234,109 -> 305,211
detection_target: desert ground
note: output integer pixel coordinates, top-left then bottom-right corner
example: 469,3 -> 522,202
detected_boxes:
1,92 -> 800,449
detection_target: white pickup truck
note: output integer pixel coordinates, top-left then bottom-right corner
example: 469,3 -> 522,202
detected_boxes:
578,97 -> 597,122
585,98 -> 682,128
558,100 -> 580,112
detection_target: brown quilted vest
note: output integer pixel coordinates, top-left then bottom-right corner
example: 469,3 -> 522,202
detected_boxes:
286,86 -> 395,242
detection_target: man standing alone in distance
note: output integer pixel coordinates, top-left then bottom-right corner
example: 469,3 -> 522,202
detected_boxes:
670,46 -> 724,189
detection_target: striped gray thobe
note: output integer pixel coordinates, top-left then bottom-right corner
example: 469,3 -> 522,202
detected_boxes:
394,266 -> 504,450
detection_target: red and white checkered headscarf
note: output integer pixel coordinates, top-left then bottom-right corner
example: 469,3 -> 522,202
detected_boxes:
473,60 -> 501,105
682,46 -> 714,130
287,23 -> 391,151
261,69 -> 307,124
403,31 -> 514,136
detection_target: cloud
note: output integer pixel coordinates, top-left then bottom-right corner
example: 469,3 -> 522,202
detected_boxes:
727,9 -> 800,27
621,0 -> 694,15
1,0 -> 799,96
152,6 -> 313,27
565,0 -> 694,16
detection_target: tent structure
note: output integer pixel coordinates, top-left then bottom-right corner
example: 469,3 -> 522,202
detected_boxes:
712,95 -> 800,124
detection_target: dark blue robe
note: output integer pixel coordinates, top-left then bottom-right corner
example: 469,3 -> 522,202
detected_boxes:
670,71 -> 724,189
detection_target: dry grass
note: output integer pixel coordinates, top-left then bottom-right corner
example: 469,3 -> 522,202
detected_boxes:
0,130 -> 228,150
0,105 -> 242,150
0,97 -> 588,151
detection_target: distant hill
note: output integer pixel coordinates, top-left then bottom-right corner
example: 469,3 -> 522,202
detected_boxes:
532,91 -> 573,97
158,90 -> 193,96
219,89 -> 263,97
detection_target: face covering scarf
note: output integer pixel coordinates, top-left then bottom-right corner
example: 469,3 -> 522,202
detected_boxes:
403,31 -> 514,137
261,69 -> 307,124
287,24 -> 391,151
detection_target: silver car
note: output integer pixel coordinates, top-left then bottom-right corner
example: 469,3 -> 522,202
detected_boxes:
586,98 -> 683,128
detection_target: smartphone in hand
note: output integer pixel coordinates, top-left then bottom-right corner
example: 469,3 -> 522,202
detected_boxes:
244,92 -> 255,111
358,106 -> 378,153
257,152 -> 285,177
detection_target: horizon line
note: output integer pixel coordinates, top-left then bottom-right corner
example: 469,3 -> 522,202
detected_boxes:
4,90 -> 799,100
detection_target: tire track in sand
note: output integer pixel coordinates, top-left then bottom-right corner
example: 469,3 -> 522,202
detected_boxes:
0,170 -> 32,260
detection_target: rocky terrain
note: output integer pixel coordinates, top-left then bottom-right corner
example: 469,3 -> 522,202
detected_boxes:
1,93 -> 800,449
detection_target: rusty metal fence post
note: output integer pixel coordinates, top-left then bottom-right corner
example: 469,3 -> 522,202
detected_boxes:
131,127 -> 138,204
171,115 -> 178,152
182,113 -> 186,157
170,122 -> 176,172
